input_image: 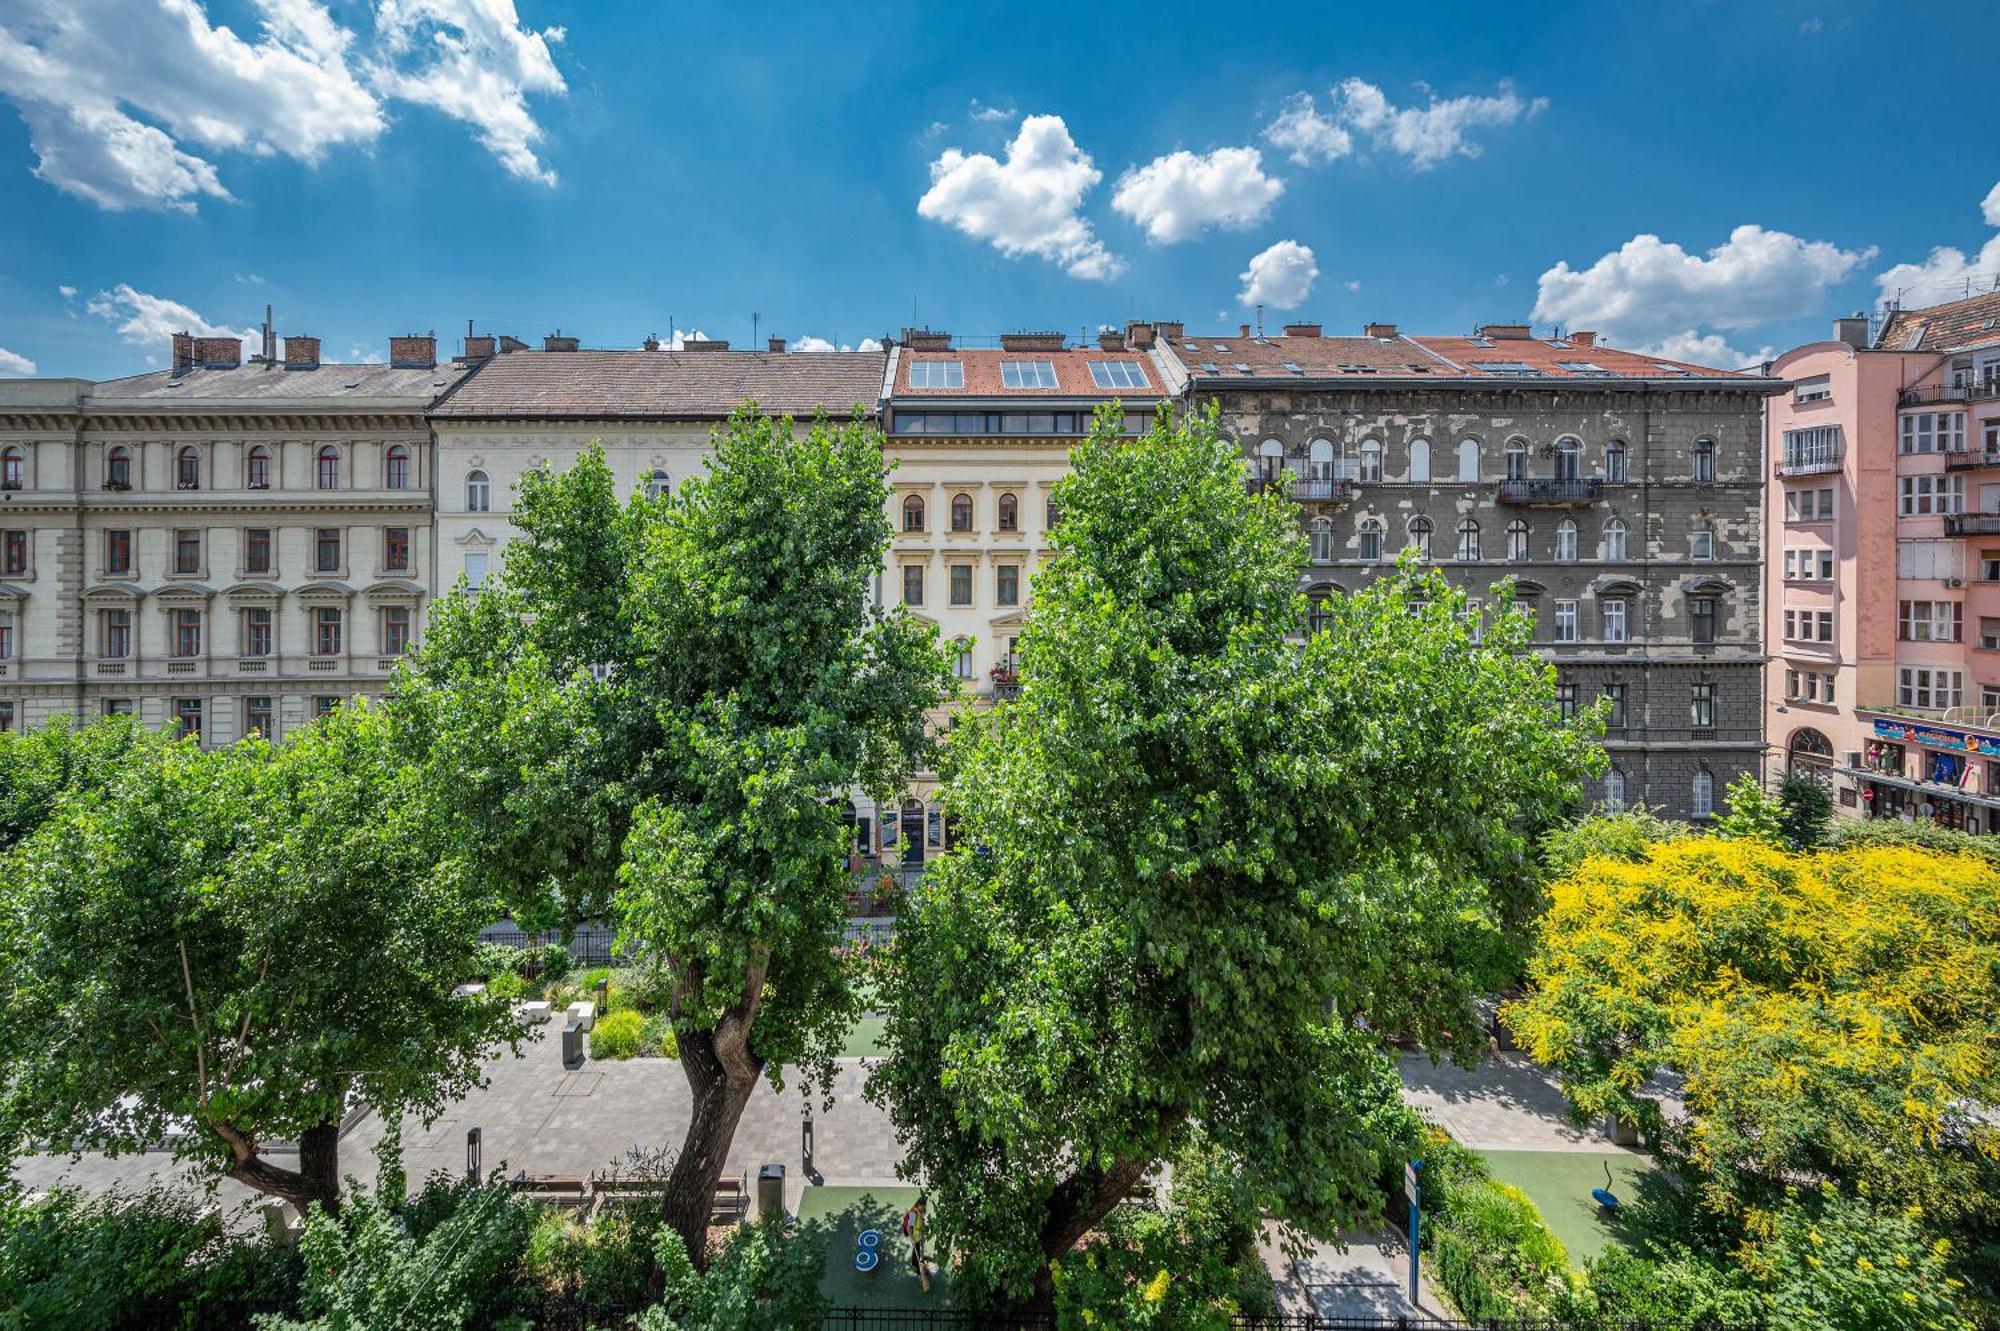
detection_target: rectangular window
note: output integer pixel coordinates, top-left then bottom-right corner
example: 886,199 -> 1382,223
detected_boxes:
174,528 -> 201,574
314,608 -> 342,656
383,605 -> 411,655
101,609 -> 130,659
1982,617 -> 2000,651
1603,683 -> 1625,729
996,564 -> 1019,606
243,696 -> 274,739
1690,683 -> 1715,728
1793,374 -> 1831,403
1898,474 -> 1964,515
1602,599 -> 1627,643
383,526 -> 410,572
105,529 -> 132,575
1981,549 -> 2000,582
1554,599 -> 1579,642
1899,538 -> 1960,579
244,527 -> 272,574
1897,666 -> 1964,710
0,611 -> 10,660
0,701 -> 12,732
314,696 -> 339,719
1555,682 -> 1576,720
948,564 -> 972,606
101,698 -> 131,716
314,528 -> 341,573
174,697 -> 202,740
1898,600 -> 1964,642
1087,360 -> 1149,390
1899,411 -> 1967,454
1000,360 -> 1059,389
173,609 -> 201,658
463,551 -> 489,589
243,607 -> 272,657
908,360 -> 964,389
2,530 -> 25,576
902,565 -> 923,606
1691,596 -> 1717,645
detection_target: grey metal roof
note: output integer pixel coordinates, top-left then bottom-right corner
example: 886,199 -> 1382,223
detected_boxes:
431,348 -> 888,418
89,362 -> 469,405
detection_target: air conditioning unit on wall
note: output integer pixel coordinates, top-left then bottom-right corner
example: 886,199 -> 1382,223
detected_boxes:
1945,577 -> 1965,587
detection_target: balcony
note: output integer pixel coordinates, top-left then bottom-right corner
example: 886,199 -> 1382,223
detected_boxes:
1497,478 -> 1604,505
1899,382 -> 1999,407
1248,475 -> 1355,503
1945,513 -> 2000,536
1777,449 -> 1843,478
1946,450 -> 2000,472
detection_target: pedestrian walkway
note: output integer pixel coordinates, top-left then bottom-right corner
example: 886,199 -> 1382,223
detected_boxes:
1264,1223 -> 1438,1321
1398,1050 -> 1633,1152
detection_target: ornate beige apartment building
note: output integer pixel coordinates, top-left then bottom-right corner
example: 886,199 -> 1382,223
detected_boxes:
0,329 -> 465,742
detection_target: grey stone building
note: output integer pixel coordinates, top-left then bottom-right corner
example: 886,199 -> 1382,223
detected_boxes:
1150,319 -> 1782,819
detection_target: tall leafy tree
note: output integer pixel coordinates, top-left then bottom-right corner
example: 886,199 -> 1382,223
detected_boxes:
869,407 -> 1601,1306
0,711 -> 159,852
0,704 -> 518,1214
399,413 -> 953,1264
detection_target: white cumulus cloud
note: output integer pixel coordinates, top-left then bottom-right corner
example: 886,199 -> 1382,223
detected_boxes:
1631,331 -> 1774,371
1262,92 -> 1351,167
0,0 -> 566,211
1238,239 -> 1318,310
967,98 -> 1014,123
1875,187 -> 2000,310
0,347 -> 37,376
1111,146 -> 1283,244
1984,180 -> 2000,227
918,113 -> 1123,280
791,335 -> 883,353
86,283 -> 257,348
1337,77 -> 1545,170
1533,224 -> 1873,353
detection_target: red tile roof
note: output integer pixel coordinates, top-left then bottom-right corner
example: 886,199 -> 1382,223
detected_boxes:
1171,329 -> 1759,381
895,347 -> 1167,398
1875,290 -> 2000,354
432,348 -> 886,418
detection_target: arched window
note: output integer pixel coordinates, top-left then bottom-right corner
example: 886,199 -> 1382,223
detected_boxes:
316,445 -> 341,490
951,493 -> 974,532
385,446 -> 411,490
902,493 -> 925,532
0,447 -> 22,490
1408,515 -> 1433,561
1457,517 -> 1481,562
1504,438 -> 1529,481
105,446 -> 131,490
1789,727 -> 1834,779
1555,518 -> 1579,562
1457,438 -> 1480,482
1602,517 -> 1627,561
465,469 -> 491,512
1358,518 -> 1384,563
245,446 -> 271,490
176,446 -> 202,490
1553,436 -> 1582,481
1306,584 -> 1336,634
1507,519 -> 1531,562
1691,437 -> 1716,483
1309,517 -> 1335,563
1691,769 -> 1715,819
1604,439 -> 1628,482
1257,439 -> 1284,482
997,492 -> 1019,532
1408,438 -> 1431,483
1359,439 -> 1383,483
1603,769 -> 1626,812
1308,438 -> 1335,482
1690,519 -> 1715,561
645,469 -> 669,499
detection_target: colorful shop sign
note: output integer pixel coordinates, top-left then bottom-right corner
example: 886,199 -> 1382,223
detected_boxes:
1868,715 -> 2000,758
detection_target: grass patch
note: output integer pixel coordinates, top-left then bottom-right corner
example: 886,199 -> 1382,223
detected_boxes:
1475,1150 -> 1652,1262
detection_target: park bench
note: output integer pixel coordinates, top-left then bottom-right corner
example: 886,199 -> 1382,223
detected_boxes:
507,1171 -> 589,1207
585,1171 -> 748,1224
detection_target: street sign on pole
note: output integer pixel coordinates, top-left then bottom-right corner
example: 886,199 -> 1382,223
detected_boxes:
1404,1159 -> 1423,1308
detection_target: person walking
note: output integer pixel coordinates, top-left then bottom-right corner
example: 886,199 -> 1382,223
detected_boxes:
901,1193 -> 930,1293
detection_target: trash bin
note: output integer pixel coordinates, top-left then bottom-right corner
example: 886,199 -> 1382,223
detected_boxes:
561,1020 -> 583,1069
757,1163 -> 785,1221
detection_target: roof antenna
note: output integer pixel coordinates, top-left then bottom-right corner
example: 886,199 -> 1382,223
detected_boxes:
1255,303 -> 1264,338
261,304 -> 275,367
752,311 -> 761,348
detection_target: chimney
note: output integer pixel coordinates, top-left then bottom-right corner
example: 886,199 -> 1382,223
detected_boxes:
542,330 -> 579,353
643,334 -> 661,351
391,332 -> 437,367
1833,313 -> 1869,350
463,334 -> 496,361
171,331 -> 195,374
902,327 -> 952,351
1155,320 -> 1185,341
194,336 -> 241,368
1097,329 -> 1126,351
1000,331 -> 1066,351
1480,323 -> 1533,340
683,337 -> 730,352
1123,320 -> 1156,349
260,304 -> 276,366
1363,322 -> 1397,339
1283,323 -> 1323,338
1569,330 -> 1597,348
768,336 -> 786,353
1238,323 -> 1251,338
283,335 -> 322,370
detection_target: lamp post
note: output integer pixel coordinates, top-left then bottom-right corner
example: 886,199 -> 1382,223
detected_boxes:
466,1126 -> 482,1185
801,1103 -> 815,1173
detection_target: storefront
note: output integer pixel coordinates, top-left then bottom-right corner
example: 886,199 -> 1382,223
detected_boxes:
1846,713 -> 2000,833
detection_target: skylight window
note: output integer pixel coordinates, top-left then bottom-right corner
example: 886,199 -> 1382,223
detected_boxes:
1281,362 -> 1306,375
1232,362 -> 1253,374
909,360 -> 964,389
1198,362 -> 1222,374
1336,364 -> 1377,375
1471,361 -> 1544,376
1001,359 -> 1059,389
1211,342 -> 1231,352
1469,337 -> 1494,349
1557,362 -> 1615,377
1088,360 -> 1150,390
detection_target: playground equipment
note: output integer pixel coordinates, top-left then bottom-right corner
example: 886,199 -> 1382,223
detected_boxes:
1590,1160 -> 1621,1212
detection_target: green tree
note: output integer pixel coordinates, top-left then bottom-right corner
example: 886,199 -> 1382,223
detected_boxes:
1713,771 -> 1785,846
869,407 -> 1602,1306
1775,772 -> 1832,851
398,414 -> 952,1265
0,712 -> 158,852
0,703 -> 519,1214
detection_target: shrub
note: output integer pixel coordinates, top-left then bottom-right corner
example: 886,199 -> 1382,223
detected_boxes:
522,1208 -> 657,1318
1763,1187 -> 1975,1331
1411,1129 -> 1573,1322
612,961 -> 674,1013
484,970 -> 528,1002
640,1012 -> 679,1058
636,1219 -> 827,1331
1564,1246 -> 1761,1325
591,1008 -> 646,1059
473,941 -> 524,982
532,942 -> 572,982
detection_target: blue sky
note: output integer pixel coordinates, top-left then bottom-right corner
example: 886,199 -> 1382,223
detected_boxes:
1,0 -> 1996,379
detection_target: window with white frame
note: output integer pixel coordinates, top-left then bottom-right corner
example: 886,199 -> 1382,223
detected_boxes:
1898,474 -> 1963,515
1897,666 -> 1963,709
1782,547 -> 1835,580
1554,599 -> 1578,642
1505,440 -> 1528,480
1897,600 -> 1963,642
1981,616 -> 2000,650
909,360 -> 964,389
465,470 -> 491,512
1000,360 -> 1058,389
1456,517 -> 1480,562
1603,769 -> 1626,811
1457,438 -> 1480,481
1690,682 -> 1715,728
1555,519 -> 1578,562
1604,439 -> 1627,482
1689,521 -> 1715,561
1407,516 -> 1433,561
1900,411 -> 1967,454
1310,518 -> 1335,563
1360,439 -> 1383,483
1087,360 -> 1148,390
1602,599 -> 1627,643
1358,519 -> 1383,563
1899,538 -> 1960,579
1785,486 -> 1835,522
1602,517 -> 1627,561
1793,374 -> 1831,403
1506,519 -> 1530,561
1691,770 -> 1715,818
1408,438 -> 1431,482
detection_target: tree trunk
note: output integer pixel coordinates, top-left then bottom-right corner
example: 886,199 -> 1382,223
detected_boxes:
662,1020 -> 765,1269
1023,1152 -> 1158,1309
222,1119 -> 343,1216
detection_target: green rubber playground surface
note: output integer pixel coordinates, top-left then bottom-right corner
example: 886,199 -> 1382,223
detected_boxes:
798,1185 -> 948,1307
1475,1150 -> 1655,1261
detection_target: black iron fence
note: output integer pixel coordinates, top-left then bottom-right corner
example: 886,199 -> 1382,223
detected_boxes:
479,922 -> 624,970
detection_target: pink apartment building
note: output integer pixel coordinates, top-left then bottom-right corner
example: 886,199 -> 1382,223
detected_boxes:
1766,292 -> 2000,830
